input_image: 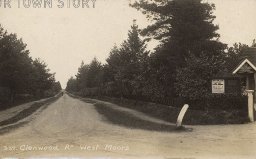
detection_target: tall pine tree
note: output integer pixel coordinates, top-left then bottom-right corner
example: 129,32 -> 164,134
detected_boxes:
131,0 -> 226,101
131,0 -> 225,61
106,20 -> 149,98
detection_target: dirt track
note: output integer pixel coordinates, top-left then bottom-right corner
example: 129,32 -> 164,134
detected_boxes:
0,94 -> 256,158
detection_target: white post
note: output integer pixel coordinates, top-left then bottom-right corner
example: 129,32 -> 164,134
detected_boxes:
176,104 -> 189,127
246,76 -> 250,90
246,90 -> 254,122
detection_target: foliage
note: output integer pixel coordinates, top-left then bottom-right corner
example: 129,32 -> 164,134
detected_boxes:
105,21 -> 149,98
0,31 -> 32,100
226,43 -> 249,59
0,25 -> 61,104
67,1 -> 247,112
86,58 -> 103,88
130,0 -> 225,58
174,42 -> 249,102
252,39 -> 256,47
28,58 -> 56,97
175,54 -> 224,100
66,76 -> 78,93
130,0 -> 226,103
67,21 -> 150,99
66,58 -> 103,95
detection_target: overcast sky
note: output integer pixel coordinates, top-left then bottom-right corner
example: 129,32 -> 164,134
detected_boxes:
0,0 -> 256,87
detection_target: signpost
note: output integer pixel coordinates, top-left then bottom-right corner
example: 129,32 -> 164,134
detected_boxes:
212,79 -> 225,94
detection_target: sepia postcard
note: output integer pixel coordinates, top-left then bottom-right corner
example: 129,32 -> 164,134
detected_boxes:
0,0 -> 256,158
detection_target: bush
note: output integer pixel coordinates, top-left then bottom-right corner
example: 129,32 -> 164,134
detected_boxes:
175,54 -> 224,100
187,94 -> 247,111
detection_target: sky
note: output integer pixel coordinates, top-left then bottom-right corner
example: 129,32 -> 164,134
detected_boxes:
0,0 -> 256,88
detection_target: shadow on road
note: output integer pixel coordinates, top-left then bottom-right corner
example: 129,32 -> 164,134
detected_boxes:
94,102 -> 192,133
65,93 -> 192,133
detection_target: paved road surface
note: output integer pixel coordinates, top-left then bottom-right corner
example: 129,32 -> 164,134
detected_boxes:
0,94 -> 256,158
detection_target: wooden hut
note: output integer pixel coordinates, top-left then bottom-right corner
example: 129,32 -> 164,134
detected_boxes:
232,47 -> 256,121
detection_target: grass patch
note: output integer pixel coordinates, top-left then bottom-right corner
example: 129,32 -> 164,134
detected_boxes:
68,93 -> 191,132
0,121 -> 28,135
0,93 -> 62,134
69,92 -> 250,125
95,96 -> 250,125
69,94 -> 249,125
94,102 -> 189,132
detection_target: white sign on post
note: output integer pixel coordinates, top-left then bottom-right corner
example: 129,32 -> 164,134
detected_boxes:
212,79 -> 225,94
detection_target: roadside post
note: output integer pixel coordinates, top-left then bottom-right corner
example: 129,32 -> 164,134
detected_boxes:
176,104 -> 189,128
246,90 -> 254,122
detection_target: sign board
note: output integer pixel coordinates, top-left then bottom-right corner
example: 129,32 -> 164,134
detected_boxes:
212,79 -> 225,94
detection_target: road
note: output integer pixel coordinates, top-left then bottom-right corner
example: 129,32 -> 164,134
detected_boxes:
0,94 -> 256,158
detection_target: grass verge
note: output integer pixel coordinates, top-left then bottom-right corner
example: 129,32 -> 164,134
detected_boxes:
92,96 -> 250,125
68,93 -> 192,132
0,93 -> 62,134
94,102 -> 192,132
69,93 -> 249,125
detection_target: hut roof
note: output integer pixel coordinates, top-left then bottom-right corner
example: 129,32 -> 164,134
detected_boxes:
232,47 -> 256,74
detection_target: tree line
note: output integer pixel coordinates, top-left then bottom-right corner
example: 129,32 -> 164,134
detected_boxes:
0,25 -> 62,105
66,0 -> 251,109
